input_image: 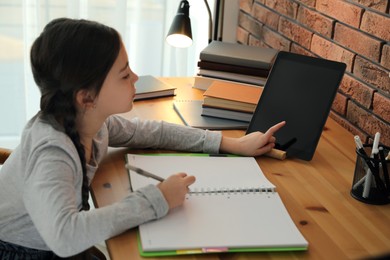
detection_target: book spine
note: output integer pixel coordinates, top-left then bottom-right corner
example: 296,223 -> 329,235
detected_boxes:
199,53 -> 271,69
197,70 -> 265,86
197,61 -> 270,77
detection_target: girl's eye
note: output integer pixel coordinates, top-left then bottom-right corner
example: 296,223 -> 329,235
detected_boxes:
123,74 -> 130,79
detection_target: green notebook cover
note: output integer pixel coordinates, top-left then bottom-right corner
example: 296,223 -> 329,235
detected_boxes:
137,233 -> 307,257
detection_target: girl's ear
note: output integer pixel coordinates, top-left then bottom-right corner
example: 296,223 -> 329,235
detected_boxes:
76,89 -> 96,109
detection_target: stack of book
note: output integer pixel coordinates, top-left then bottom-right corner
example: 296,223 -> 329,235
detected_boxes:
202,81 -> 263,123
196,41 -> 278,87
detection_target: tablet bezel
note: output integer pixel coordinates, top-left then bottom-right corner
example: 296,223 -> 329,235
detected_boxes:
246,51 -> 346,161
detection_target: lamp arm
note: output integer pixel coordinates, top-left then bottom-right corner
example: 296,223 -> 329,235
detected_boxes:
203,0 -> 213,43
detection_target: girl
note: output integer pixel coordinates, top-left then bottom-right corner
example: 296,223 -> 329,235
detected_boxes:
0,18 -> 285,259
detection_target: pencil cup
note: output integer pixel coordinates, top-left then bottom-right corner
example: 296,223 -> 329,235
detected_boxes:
351,144 -> 390,205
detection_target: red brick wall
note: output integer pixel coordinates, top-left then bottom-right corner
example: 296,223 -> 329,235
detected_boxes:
237,0 -> 390,146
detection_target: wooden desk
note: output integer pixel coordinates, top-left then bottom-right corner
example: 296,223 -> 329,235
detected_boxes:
90,77 -> 390,260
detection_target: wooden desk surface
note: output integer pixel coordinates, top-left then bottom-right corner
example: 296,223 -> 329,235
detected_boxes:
90,77 -> 390,260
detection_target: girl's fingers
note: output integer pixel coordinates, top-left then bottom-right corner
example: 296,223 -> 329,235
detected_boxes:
264,121 -> 286,138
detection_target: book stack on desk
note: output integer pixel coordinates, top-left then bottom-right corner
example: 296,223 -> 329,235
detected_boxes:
201,81 -> 263,123
173,81 -> 262,129
196,41 -> 278,87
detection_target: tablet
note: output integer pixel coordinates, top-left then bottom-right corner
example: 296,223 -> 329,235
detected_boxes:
247,51 -> 346,161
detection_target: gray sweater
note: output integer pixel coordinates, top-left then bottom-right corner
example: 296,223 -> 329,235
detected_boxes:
0,114 -> 222,257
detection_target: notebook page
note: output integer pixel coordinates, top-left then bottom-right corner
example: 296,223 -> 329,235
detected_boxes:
126,154 -> 275,192
139,192 -> 308,251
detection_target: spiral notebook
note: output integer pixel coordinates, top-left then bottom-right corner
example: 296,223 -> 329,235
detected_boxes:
127,154 -> 308,256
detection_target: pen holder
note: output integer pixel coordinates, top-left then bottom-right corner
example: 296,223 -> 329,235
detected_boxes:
351,144 -> 390,205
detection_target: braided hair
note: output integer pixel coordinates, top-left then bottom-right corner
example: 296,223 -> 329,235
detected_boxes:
30,18 -> 121,211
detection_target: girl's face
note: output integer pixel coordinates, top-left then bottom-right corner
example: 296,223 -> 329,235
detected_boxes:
95,42 -> 138,117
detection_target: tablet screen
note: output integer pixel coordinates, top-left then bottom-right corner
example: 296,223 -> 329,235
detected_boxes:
247,51 -> 346,160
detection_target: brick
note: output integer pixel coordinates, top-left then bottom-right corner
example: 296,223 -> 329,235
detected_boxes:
278,17 -> 312,49
253,3 -> 279,30
248,36 -> 270,48
248,35 -> 259,46
334,23 -> 382,62
329,111 -> 369,143
316,0 -> 363,28
354,56 -> 390,94
339,74 -> 374,109
248,36 -> 261,46
311,34 -> 355,72
236,26 -> 250,44
239,12 -> 263,38
349,0 -> 389,13
361,11 -> 390,41
332,92 -> 348,115
265,0 -> 298,19
346,101 -> 390,146
373,92 -> 390,123
262,26 -> 291,51
239,0 -> 254,14
291,43 -> 315,56
381,44 -> 390,70
297,6 -> 334,38
296,0 -> 316,7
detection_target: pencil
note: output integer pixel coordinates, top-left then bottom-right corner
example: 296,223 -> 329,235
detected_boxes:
362,132 -> 381,198
265,148 -> 287,160
125,164 -> 165,182
379,147 -> 390,192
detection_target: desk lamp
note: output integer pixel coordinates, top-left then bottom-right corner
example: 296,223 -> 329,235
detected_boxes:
166,0 -> 216,48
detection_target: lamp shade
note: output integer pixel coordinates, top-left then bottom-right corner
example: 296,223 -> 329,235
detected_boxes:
166,0 -> 193,48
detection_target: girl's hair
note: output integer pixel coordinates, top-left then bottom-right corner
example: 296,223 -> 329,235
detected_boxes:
30,18 -> 121,211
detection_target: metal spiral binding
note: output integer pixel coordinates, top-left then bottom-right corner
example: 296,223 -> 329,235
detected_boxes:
188,187 -> 275,196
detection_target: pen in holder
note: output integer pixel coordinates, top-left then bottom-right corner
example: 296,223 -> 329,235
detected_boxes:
351,144 -> 390,205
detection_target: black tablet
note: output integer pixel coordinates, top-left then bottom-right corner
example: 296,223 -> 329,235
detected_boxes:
246,51 -> 346,161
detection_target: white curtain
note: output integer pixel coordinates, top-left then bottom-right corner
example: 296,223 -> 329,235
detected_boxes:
0,0 -> 213,148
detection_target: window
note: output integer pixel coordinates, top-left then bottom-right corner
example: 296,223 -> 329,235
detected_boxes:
0,0 -> 213,148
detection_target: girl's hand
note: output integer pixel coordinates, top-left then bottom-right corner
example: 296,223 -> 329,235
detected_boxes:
220,121 -> 286,157
157,173 -> 196,210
